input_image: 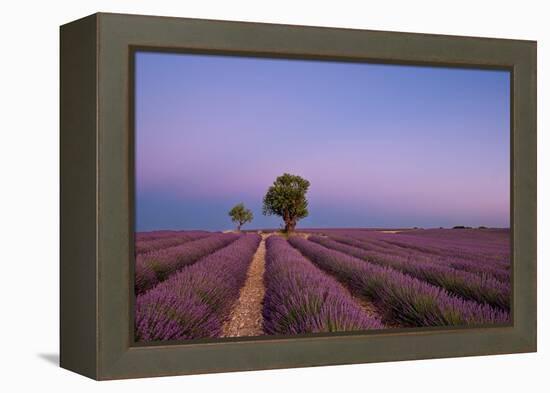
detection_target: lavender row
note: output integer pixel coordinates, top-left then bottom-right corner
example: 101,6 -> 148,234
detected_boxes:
342,228 -> 509,257
135,234 -> 261,342
135,233 -> 239,294
365,230 -> 510,265
311,236 -> 510,310
337,232 -> 511,279
327,233 -> 510,283
135,230 -> 185,242
401,228 -> 510,245
348,230 -> 510,267
135,231 -> 210,255
288,236 -> 510,327
379,236 -> 509,266
263,236 -> 383,335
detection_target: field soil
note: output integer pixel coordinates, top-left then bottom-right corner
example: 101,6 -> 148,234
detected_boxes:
222,234 -> 267,337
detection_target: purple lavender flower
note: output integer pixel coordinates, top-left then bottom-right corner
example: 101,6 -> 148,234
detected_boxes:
135,231 -> 210,255
288,236 -> 510,327
263,236 -> 383,335
310,235 -> 510,310
135,233 -> 239,294
135,234 -> 261,342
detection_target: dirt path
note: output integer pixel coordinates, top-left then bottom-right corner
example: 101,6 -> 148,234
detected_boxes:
222,235 -> 267,337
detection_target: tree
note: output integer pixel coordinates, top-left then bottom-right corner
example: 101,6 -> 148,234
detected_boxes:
228,203 -> 254,231
262,173 -> 310,233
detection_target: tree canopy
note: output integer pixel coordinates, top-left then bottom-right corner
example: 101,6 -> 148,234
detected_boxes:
228,203 -> 254,231
262,173 -> 310,233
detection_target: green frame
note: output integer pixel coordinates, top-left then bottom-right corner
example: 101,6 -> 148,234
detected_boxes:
60,12 -> 537,380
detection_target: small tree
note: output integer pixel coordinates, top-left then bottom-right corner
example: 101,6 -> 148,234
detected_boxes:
262,173 -> 310,233
228,203 -> 254,231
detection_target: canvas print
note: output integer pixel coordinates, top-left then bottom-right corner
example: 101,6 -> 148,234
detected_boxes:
133,52 -> 511,343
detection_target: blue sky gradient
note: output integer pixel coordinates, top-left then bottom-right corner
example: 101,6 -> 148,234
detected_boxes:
135,51 -> 510,231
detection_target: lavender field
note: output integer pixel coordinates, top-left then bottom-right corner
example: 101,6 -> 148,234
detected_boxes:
134,227 -> 511,343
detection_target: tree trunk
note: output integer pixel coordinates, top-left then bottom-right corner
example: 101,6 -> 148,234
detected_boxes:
237,223 -> 241,232
284,218 -> 296,233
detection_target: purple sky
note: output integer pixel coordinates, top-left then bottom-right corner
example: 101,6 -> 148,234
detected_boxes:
135,51 -> 510,231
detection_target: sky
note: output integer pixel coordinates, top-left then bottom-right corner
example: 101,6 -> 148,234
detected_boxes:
135,51 -> 510,231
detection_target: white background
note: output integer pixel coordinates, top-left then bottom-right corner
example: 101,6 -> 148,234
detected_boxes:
0,0 -> 546,390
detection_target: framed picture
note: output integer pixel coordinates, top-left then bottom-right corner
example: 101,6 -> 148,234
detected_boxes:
60,12 -> 537,380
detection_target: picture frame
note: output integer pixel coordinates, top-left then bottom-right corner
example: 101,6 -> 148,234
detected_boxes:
60,12 -> 537,380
